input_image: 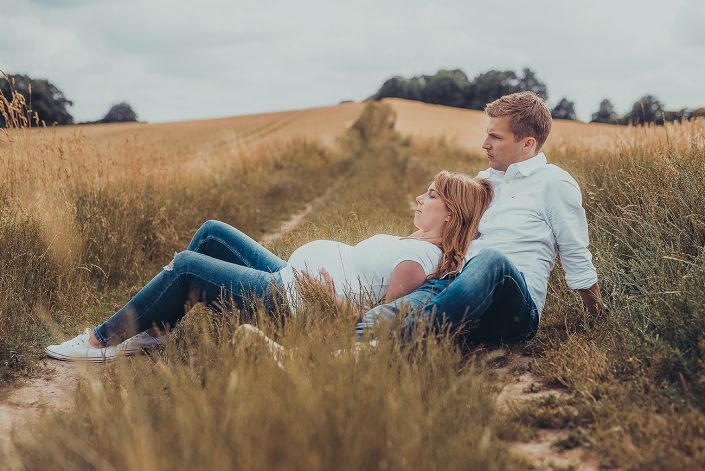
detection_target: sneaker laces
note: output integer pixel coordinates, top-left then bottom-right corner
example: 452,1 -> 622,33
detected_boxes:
64,330 -> 95,348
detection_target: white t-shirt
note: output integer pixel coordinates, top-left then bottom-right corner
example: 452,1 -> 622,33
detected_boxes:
278,234 -> 442,311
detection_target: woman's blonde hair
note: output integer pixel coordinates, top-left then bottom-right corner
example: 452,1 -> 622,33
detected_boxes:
431,171 -> 493,278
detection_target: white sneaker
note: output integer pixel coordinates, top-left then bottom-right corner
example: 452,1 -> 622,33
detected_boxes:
45,329 -> 119,362
117,331 -> 168,355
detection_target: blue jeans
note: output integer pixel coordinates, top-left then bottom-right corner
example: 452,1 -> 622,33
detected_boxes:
94,220 -> 288,347
356,248 -> 540,345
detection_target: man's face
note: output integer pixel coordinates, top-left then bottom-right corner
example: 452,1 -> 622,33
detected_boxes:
481,116 -> 533,172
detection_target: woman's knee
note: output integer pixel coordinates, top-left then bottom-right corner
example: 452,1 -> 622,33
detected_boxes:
188,220 -> 236,251
170,250 -> 205,275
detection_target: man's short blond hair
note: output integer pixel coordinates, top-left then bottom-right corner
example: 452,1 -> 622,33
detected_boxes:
484,92 -> 552,150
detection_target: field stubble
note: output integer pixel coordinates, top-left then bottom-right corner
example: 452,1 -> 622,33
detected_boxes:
1,91 -> 705,469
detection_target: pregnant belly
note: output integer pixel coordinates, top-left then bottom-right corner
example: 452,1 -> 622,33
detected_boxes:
286,240 -> 354,297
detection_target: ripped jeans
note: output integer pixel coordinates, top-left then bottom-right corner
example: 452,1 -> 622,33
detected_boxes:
93,220 -> 287,347
356,248 -> 539,345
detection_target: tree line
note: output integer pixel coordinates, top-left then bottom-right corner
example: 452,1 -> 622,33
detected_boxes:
371,68 -> 705,125
2,70 -> 703,128
0,73 -> 137,127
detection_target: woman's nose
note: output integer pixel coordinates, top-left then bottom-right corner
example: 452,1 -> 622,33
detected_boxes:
416,194 -> 424,205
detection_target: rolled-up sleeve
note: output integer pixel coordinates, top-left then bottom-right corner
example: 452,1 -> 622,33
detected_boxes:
544,174 -> 598,290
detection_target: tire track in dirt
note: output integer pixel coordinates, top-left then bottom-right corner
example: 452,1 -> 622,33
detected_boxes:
489,350 -> 600,470
259,177 -> 344,245
0,361 -> 97,466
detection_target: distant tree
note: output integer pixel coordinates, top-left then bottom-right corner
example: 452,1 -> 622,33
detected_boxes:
0,73 -> 73,127
517,68 -> 549,101
371,67 -> 548,111
102,102 -> 137,123
629,95 -> 665,125
551,98 -> 577,120
403,77 -> 425,101
662,107 -> 705,123
466,69 -> 520,110
372,76 -> 424,101
689,107 -> 705,120
373,76 -> 406,99
591,99 -> 618,123
422,69 -> 468,108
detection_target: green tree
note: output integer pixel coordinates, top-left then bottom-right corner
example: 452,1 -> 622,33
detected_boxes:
103,102 -> 137,123
371,67 -> 548,111
629,95 -> 665,125
466,69 -> 519,110
591,99 -> 617,123
0,73 -> 73,127
517,68 -> 548,100
551,98 -> 577,120
422,69 -> 469,108
688,107 -> 705,120
373,76 -> 406,100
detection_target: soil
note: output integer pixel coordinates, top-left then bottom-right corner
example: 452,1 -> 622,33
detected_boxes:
0,348 -> 602,470
493,351 -> 601,470
0,361 -> 97,466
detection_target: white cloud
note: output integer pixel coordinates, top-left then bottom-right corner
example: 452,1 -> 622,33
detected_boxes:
1,0 -> 703,122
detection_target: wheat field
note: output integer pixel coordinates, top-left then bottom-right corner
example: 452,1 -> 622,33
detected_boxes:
1,94 -> 704,469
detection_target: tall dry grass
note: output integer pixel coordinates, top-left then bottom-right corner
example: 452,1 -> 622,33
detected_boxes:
3,86 -> 705,469
5,102 -> 522,469
525,119 -> 705,468
0,85 -> 350,384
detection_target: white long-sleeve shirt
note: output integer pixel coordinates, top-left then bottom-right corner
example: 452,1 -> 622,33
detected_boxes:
468,152 -> 598,317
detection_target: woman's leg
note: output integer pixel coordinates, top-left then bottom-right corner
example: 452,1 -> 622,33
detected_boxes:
187,220 -> 286,272
93,251 -> 285,347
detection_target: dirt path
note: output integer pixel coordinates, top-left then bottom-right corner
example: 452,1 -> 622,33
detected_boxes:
0,360 -> 96,466
259,178 -> 344,245
491,351 -> 601,470
0,350 -> 601,470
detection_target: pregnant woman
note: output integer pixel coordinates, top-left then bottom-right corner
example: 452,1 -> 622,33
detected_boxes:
46,171 -> 493,361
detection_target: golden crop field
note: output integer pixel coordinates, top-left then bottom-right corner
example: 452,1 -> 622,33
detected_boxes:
1,96 -> 704,469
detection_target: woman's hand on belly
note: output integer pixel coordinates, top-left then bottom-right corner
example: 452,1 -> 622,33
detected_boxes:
297,269 -> 336,298
297,269 -> 361,322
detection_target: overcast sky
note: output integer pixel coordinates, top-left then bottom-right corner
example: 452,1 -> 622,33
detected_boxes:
1,0 -> 703,123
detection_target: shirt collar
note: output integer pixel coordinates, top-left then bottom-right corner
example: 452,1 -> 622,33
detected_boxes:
480,152 -> 547,180
507,152 -> 547,177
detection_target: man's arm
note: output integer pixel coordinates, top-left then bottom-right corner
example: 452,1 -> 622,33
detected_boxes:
545,173 -> 601,321
577,282 -> 606,319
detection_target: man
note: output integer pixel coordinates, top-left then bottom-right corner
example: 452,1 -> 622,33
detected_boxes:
357,91 -> 604,344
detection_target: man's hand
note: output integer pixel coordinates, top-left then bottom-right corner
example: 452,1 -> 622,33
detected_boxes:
577,282 -> 607,326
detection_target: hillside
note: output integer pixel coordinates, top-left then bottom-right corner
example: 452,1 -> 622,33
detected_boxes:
382,97 -> 629,152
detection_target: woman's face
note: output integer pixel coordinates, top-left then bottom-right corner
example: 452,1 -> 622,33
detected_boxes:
414,182 -> 450,233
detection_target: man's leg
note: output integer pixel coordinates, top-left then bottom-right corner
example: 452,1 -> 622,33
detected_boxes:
424,248 -> 539,344
187,220 -> 286,272
356,279 -> 448,340
94,251 -> 284,347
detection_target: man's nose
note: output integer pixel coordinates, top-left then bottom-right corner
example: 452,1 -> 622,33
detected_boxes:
482,139 -> 491,150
